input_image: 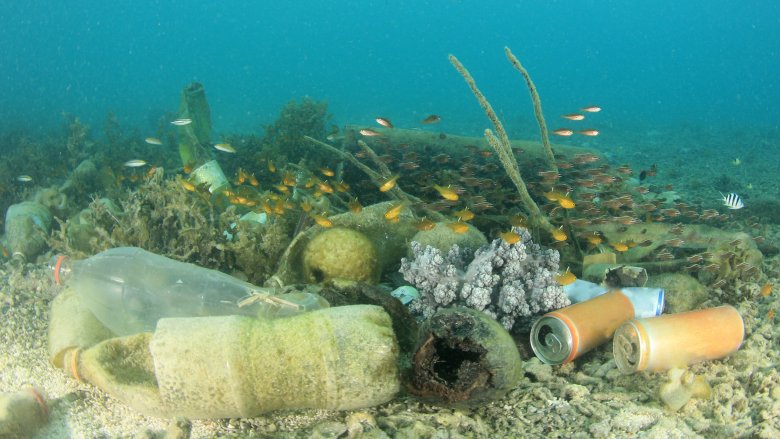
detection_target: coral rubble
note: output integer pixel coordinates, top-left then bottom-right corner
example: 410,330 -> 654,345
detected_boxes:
400,227 -> 570,331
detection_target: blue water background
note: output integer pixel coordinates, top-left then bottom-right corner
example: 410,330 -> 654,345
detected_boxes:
1,1 -> 778,139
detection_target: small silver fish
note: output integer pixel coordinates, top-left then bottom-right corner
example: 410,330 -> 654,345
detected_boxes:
170,118 -> 192,126
16,175 -> 32,182
213,143 -> 236,153
721,192 -> 744,210
375,117 -> 393,128
124,159 -> 147,167
359,128 -> 381,137
145,137 -> 163,145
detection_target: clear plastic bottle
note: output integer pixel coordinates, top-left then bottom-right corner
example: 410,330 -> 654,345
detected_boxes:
51,247 -> 327,336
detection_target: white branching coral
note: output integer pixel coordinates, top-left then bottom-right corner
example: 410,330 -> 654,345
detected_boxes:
400,228 -> 570,331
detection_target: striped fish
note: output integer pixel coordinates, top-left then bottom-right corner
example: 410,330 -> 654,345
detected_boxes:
721,192 -> 744,210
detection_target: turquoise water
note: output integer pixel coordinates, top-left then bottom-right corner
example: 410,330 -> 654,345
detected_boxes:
1,1 -> 778,136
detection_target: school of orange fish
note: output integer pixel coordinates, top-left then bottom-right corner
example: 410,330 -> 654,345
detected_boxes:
104,107 -> 769,290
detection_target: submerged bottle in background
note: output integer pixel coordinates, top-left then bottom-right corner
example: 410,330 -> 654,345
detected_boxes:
51,247 -> 327,336
175,82 -> 231,199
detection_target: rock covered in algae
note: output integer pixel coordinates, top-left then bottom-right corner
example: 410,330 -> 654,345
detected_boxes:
303,227 -> 378,283
270,201 -> 418,286
408,221 -> 487,256
648,272 -> 709,313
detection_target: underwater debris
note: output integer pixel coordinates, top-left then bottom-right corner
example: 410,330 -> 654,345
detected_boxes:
613,305 -> 744,374
0,387 -> 49,438
530,290 -> 635,365
408,307 -> 522,404
60,305 -> 399,419
401,227 -> 569,331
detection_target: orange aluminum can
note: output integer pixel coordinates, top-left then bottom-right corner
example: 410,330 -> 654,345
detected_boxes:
613,305 -> 744,374
530,290 -> 635,365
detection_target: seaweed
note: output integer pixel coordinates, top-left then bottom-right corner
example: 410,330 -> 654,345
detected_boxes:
262,96 -> 331,163
50,169 -> 293,284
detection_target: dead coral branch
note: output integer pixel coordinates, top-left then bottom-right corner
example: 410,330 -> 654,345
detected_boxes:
504,47 -> 557,171
448,53 -> 554,233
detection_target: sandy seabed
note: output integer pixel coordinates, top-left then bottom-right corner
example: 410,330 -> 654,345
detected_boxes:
2,248 -> 780,439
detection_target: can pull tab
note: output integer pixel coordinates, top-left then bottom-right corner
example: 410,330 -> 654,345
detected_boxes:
543,330 -> 564,354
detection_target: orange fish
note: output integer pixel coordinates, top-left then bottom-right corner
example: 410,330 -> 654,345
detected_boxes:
561,114 -> 585,121
378,175 -> 400,192
415,218 -> 436,231
311,214 -> 333,228
551,227 -> 568,242
584,233 -> 603,246
267,160 -> 277,173
317,181 -> 334,194
578,129 -> 600,136
555,267 -> 577,286
552,128 -> 574,136
500,231 -> 521,245
558,195 -> 575,209
348,198 -> 363,214
319,167 -> 335,177
179,179 -> 196,192
384,203 -> 404,221
761,283 -> 773,297
611,242 -> 629,252
421,114 -> 441,124
581,106 -> 602,113
454,208 -> 474,221
432,184 -> 459,201
446,221 -> 469,234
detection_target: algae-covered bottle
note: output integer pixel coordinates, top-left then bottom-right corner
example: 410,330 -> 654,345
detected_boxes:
67,305 -> 400,419
0,387 -> 48,438
175,82 -> 230,198
51,247 -> 328,336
